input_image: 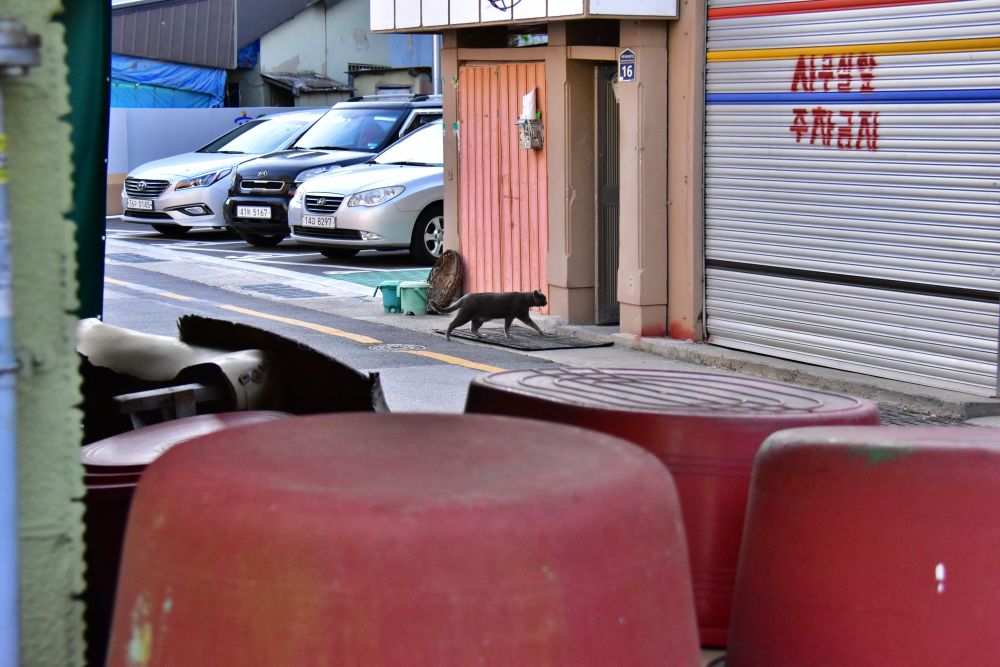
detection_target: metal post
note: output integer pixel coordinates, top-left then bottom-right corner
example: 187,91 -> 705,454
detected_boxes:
432,34 -> 442,96
0,18 -> 40,667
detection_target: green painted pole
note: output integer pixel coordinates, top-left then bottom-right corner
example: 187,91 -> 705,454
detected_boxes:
60,0 -> 110,319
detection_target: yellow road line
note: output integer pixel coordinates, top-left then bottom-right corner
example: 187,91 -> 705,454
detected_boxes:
107,277 -> 503,372
107,276 -> 200,301
218,304 -> 383,344
404,350 -> 505,373
708,37 -> 1000,62
156,291 -> 195,301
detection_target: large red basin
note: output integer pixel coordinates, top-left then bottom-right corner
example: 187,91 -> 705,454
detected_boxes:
464,368 -> 880,645
727,425 -> 1000,665
83,411 -> 289,667
106,413 -> 702,666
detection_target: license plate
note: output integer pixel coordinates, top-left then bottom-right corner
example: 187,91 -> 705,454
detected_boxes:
236,205 -> 271,219
126,198 -> 153,211
302,214 -> 336,228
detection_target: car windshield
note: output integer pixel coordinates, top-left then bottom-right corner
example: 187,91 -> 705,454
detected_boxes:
373,122 -> 443,166
197,115 -> 318,154
292,108 -> 407,152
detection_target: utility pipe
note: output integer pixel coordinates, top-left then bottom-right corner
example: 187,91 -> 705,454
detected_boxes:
0,18 -> 40,666
432,33 -> 442,95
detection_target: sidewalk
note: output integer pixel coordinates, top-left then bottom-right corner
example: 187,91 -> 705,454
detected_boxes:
106,235 -> 999,423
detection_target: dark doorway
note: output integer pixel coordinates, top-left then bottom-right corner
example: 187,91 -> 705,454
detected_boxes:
596,64 -> 620,324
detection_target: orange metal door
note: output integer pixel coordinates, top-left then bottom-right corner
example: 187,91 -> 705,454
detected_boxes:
458,63 -> 548,302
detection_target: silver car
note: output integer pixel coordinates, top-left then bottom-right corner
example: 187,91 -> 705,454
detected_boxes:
121,109 -> 325,236
288,120 -> 444,264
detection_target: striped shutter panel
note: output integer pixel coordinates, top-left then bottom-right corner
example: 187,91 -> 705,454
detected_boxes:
704,0 -> 1000,396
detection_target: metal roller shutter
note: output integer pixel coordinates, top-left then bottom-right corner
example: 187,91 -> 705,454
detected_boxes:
705,0 -> 1000,396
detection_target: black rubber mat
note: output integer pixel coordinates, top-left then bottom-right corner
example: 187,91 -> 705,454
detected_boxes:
434,327 -> 613,351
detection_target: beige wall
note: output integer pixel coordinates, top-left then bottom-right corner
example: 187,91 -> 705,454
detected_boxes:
545,25 -> 600,324
442,18 -> 679,335
666,0 -> 706,341
616,20 -> 669,336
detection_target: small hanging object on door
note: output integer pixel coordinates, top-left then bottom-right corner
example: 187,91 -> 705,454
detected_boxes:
516,88 -> 544,150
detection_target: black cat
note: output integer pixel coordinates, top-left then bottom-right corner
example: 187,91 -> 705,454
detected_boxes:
439,290 -> 547,341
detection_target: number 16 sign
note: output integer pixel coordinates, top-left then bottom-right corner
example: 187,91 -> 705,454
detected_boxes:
619,49 -> 636,82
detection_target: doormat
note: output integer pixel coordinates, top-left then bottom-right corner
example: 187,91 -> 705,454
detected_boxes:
434,327 -> 613,351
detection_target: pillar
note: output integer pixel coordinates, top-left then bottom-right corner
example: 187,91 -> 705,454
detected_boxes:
545,24 -> 597,323
616,20 -> 669,337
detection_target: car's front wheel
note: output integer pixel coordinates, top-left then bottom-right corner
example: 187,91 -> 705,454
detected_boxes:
410,204 -> 444,265
318,247 -> 359,260
238,232 -> 285,247
151,223 -> 191,237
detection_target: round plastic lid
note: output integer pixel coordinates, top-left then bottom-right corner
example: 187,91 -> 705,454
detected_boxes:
81,411 -> 290,472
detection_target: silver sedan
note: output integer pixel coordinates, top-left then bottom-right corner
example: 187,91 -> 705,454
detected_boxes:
121,109 -> 324,236
288,121 -> 443,264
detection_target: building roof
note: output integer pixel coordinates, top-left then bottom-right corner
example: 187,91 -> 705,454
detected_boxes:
262,72 -> 352,95
112,0 -> 344,70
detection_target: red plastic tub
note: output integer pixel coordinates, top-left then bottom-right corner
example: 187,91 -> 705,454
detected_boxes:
464,368 -> 880,645
82,411 -> 289,667
727,425 -> 1000,665
106,413 -> 702,666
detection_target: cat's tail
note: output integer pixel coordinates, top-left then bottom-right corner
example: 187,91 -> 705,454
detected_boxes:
434,295 -> 467,313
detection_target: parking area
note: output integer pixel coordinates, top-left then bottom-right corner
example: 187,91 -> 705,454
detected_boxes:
106,215 -> 430,281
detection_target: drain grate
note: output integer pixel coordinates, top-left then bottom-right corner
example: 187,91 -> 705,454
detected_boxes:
368,344 -> 426,352
106,253 -> 164,264
878,406 -> 970,426
245,283 -> 325,299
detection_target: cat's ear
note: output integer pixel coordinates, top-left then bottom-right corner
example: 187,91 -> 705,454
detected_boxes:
533,290 -> 541,297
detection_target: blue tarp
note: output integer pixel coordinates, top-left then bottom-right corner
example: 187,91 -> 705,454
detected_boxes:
237,41 -> 259,70
111,53 -> 226,107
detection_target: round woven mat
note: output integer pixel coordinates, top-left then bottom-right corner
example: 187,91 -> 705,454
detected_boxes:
426,250 -> 463,313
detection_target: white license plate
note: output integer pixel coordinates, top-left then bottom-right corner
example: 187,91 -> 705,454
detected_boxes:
302,214 -> 336,228
126,198 -> 153,211
237,205 -> 271,219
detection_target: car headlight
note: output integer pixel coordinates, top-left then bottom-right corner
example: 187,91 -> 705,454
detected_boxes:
291,187 -> 306,205
295,164 -> 341,183
347,186 -> 405,207
175,167 -> 232,190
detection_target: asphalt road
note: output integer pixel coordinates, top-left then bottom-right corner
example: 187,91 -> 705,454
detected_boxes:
102,217 -> 693,413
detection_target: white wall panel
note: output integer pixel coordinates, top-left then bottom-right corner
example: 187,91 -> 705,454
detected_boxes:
369,0 -> 679,27
370,0 -> 394,30
450,0 -> 480,24
513,0 -> 547,20
591,0 -> 678,17
422,1 -> 449,27
548,0 -> 585,16
480,0 -> 511,23
395,0 -> 422,28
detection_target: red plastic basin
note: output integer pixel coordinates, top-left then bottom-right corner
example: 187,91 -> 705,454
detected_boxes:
83,411 -> 289,667
727,425 -> 1000,665
106,413 -> 701,666
464,368 -> 880,645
